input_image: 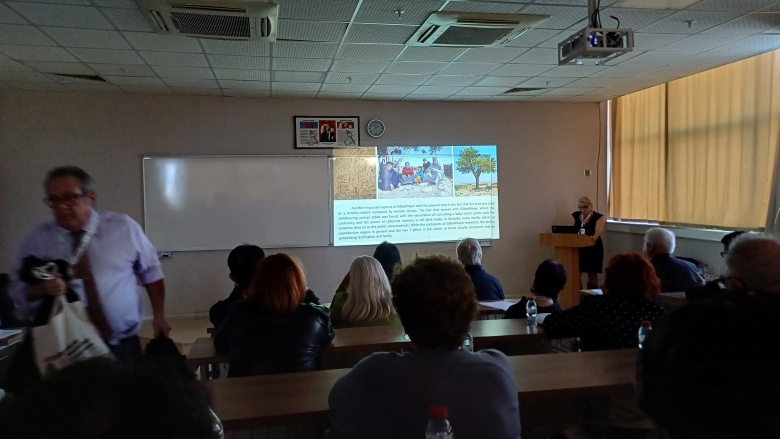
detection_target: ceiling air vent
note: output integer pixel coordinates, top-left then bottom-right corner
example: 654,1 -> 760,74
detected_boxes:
503,87 -> 546,94
135,0 -> 278,41
406,12 -> 550,47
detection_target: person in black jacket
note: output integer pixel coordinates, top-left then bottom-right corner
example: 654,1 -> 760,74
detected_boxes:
214,253 -> 334,377
208,244 -> 264,329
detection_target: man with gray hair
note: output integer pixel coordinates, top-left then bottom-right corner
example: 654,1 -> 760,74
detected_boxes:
725,233 -> 780,294
643,228 -> 703,292
456,238 -> 504,301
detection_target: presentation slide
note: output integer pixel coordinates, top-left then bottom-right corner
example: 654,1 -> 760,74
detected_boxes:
332,145 -> 499,246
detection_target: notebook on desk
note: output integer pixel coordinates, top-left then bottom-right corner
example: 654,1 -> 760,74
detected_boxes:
552,225 -> 579,234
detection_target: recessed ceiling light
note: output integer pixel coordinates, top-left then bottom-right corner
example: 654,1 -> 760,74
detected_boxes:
612,0 -> 701,9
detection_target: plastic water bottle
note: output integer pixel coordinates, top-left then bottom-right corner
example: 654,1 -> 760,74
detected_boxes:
425,406 -> 454,439
462,332 -> 473,352
638,321 -> 652,349
526,298 -> 537,326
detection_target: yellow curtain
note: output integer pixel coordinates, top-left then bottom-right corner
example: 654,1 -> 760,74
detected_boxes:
666,50 -> 780,228
610,84 -> 667,222
610,49 -> 780,229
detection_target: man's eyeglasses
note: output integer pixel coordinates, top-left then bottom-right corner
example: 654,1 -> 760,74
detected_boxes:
43,193 -> 87,207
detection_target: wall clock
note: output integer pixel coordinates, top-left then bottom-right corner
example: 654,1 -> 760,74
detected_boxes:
367,119 -> 385,138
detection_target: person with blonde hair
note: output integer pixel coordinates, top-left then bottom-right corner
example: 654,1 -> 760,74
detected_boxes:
567,195 -> 605,289
330,256 -> 400,328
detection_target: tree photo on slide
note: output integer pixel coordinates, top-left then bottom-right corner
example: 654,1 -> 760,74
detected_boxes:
456,147 -> 496,190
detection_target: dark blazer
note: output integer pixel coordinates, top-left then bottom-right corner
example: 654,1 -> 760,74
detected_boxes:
214,300 -> 334,377
464,265 -> 505,301
651,253 -> 701,292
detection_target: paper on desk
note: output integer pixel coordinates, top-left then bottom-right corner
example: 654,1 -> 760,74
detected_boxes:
479,300 -> 516,311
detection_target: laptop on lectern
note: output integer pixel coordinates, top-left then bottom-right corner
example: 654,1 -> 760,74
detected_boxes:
551,225 -> 579,234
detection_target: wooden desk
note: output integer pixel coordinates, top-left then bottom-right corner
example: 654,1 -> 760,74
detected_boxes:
209,349 -> 638,430
657,292 -> 686,308
188,319 -> 545,376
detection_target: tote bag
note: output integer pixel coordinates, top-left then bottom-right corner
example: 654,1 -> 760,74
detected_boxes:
32,295 -> 113,376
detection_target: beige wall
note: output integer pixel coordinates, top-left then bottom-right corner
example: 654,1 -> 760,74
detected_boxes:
0,90 -> 608,318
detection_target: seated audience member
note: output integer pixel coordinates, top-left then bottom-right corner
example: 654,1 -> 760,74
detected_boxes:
685,231 -> 745,302
504,259 -> 566,319
0,358 -> 219,439
456,238 -> 505,301
334,241 -> 401,294
214,254 -> 334,377
643,228 -> 703,292
424,157 -> 444,185
326,256 -> 520,439
543,253 -> 666,351
639,291 -> 780,438
330,256 -> 400,328
209,244 -> 264,329
400,162 -> 416,185
378,162 -> 400,191
724,233 -> 780,294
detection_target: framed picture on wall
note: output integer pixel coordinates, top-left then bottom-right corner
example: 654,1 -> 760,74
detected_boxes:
294,116 -> 360,148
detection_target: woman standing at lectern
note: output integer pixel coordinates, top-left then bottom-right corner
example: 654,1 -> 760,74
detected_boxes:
568,196 -> 606,289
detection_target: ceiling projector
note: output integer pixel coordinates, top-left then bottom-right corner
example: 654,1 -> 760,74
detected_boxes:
558,27 -> 634,65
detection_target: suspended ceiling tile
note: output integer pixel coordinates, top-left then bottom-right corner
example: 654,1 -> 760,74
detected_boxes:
542,65 -> 608,77
472,76 -> 527,87
272,82 -> 321,92
344,24 -> 417,44
152,66 -> 214,79
324,71 -> 380,83
330,60 -> 390,73
207,54 -> 269,70
64,82 -> 122,92
638,10 -> 743,33
632,33 -> 689,50
272,58 -> 332,72
277,20 -> 347,42
659,34 -> 747,51
273,41 -> 339,58
92,0 -> 136,8
444,95 -> 489,101
456,47 -> 528,63
385,61 -> 446,74
162,78 -> 219,88
702,13 -> 780,34
0,24 -> 55,45
1,44 -> 78,61
402,94 -> 445,101
42,27 -> 130,49
7,2 -> 113,28
715,34 -> 780,53
541,86 -> 598,96
273,71 -> 326,83
600,7 -> 677,29
519,4 -> 587,30
320,82 -> 371,93
423,75 -> 479,86
200,40 -> 270,56
565,76 -> 632,88
221,89 -> 270,98
9,81 -> 68,90
366,84 -> 418,94
23,60 -> 94,74
617,50 -> 696,66
316,92 -> 365,99
101,8 -> 150,32
588,64 -> 656,77
506,29 -> 563,48
0,58 -> 31,70
170,86 -> 222,95
123,32 -> 203,53
355,0 -> 445,24
69,47 -> 142,64
272,90 -> 318,98
213,68 -> 270,81
119,85 -> 171,93
279,0 -> 358,21
441,1 -> 527,14
139,51 -> 208,67
104,75 -> 165,86
455,86 -> 509,95
511,47 -> 559,64
438,62 -> 501,75
375,74 -> 431,85
607,49 -> 646,64
338,44 -> 404,60
0,69 -> 50,81
87,63 -> 155,76
362,93 -> 409,99
216,79 -> 270,90
690,0 -> 779,11
0,3 -> 28,24
397,46 -> 468,62
490,63 -> 554,76
517,76 -> 580,87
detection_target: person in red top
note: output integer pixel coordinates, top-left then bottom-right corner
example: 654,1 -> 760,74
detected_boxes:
400,161 -> 415,185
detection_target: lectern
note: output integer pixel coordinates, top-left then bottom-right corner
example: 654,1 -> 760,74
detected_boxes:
539,233 -> 595,309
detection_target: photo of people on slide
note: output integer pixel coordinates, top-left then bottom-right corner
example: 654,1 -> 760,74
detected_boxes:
377,146 -> 454,199
454,146 -> 498,197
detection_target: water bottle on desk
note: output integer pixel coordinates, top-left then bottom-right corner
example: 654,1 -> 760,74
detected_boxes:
526,298 -> 537,326
638,320 -> 652,349
636,320 -> 653,397
425,406 -> 454,439
462,332 -> 474,352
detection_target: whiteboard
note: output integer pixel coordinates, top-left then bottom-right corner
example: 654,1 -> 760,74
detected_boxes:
143,156 -> 331,250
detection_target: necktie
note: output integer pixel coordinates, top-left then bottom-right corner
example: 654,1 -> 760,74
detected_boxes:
72,231 -> 112,342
